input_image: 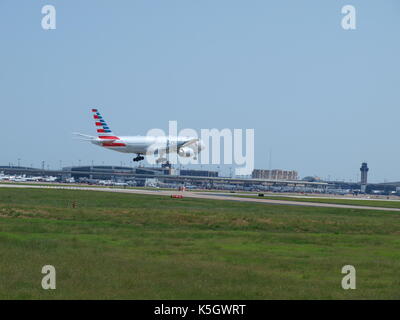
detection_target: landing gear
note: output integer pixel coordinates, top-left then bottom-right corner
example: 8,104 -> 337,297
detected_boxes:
161,161 -> 172,168
133,155 -> 145,162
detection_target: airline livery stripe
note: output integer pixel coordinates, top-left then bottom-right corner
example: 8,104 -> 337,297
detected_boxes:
99,136 -> 119,139
102,143 -> 126,147
92,109 -> 113,135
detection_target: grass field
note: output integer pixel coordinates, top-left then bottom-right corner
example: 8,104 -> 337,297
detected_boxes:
1,188 -> 400,299
234,194 -> 400,209
0,181 -> 177,191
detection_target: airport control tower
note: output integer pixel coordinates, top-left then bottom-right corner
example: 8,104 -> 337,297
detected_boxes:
360,162 -> 369,193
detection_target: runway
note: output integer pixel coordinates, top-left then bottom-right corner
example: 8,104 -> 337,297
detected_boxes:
1,183 -> 400,212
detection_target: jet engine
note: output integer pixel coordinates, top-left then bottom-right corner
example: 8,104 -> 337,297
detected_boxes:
178,147 -> 195,158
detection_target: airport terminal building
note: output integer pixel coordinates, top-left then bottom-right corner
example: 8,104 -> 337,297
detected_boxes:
62,165 -> 136,180
61,166 -> 218,180
252,169 -> 298,180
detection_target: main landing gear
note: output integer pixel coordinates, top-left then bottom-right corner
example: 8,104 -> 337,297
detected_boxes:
161,161 -> 172,168
133,155 -> 145,162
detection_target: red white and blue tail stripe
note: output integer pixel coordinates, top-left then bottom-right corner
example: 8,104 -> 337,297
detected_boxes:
91,108 -> 125,147
92,108 -> 115,137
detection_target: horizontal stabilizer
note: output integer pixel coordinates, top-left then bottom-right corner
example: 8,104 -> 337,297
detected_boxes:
73,132 -> 96,140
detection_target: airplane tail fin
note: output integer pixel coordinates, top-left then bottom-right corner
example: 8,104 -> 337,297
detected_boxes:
91,108 -> 119,139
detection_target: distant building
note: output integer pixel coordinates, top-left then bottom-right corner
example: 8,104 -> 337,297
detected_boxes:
252,169 -> 298,180
63,165 -> 135,180
360,162 -> 369,185
360,162 -> 369,193
180,170 -> 218,177
302,176 -> 321,182
62,165 -> 179,180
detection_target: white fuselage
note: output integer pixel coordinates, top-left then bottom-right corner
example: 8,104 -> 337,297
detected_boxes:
91,135 -> 204,155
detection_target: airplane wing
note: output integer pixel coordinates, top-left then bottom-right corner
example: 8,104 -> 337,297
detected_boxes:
178,138 -> 199,149
146,138 -> 199,156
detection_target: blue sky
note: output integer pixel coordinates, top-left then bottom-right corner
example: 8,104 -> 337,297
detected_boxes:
0,1 -> 399,181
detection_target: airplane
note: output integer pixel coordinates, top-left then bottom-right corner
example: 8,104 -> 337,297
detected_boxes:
74,108 -> 205,164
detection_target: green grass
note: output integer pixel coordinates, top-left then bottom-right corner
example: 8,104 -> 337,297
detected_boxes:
232,194 -> 400,209
0,181 -> 178,191
0,188 -> 400,299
